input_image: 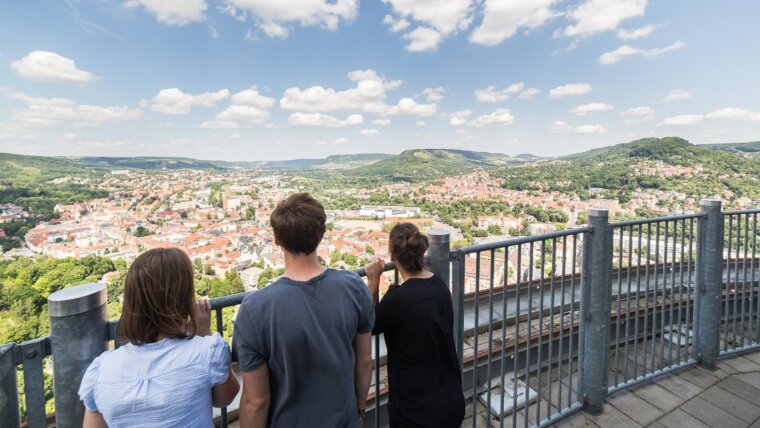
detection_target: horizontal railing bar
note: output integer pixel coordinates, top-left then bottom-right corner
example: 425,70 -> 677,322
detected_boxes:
610,213 -> 704,228
724,209 -> 760,215
606,359 -> 697,394
459,227 -> 592,254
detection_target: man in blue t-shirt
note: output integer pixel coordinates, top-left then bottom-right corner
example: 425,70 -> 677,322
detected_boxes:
234,192 -> 375,427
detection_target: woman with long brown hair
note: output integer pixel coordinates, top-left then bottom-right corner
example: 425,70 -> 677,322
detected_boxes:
78,248 -> 239,427
365,223 -> 465,427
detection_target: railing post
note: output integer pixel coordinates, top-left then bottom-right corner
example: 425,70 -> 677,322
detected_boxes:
0,344 -> 20,428
426,229 -> 450,286
48,283 -> 108,428
450,250 -> 466,371
696,199 -> 723,368
581,208 -> 612,415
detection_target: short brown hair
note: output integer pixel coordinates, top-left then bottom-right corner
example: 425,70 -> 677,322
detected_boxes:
389,223 -> 429,273
118,248 -> 197,344
270,193 -> 326,255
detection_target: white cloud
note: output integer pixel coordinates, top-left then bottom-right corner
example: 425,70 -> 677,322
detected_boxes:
551,121 -> 606,134
384,98 -> 437,116
549,83 -> 593,99
617,23 -> 660,40
149,88 -> 229,115
705,108 -> 760,122
403,27 -> 443,52
416,121 -> 427,126
372,118 -> 391,126
359,128 -> 382,137
383,14 -> 410,32
216,105 -> 270,123
664,89 -> 691,101
599,41 -> 686,64
7,92 -> 143,128
470,0 -> 558,46
230,133 -> 241,139
621,106 -> 655,123
474,82 -> 525,102
230,87 -> 276,109
259,21 -> 289,38
280,69 -> 401,113
226,0 -> 358,36
660,114 -> 703,126
125,0 -> 207,26
288,112 -> 363,127
11,51 -> 96,83
562,0 -> 648,38
570,102 -> 613,116
197,120 -> 239,129
449,110 -> 472,126
383,0 -> 474,51
334,137 -> 351,145
219,4 -> 247,21
421,87 -> 445,102
468,108 -> 514,127
518,87 -> 541,99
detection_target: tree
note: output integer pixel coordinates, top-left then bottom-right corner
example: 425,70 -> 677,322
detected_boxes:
487,224 -> 503,235
365,246 -> 375,255
225,270 -> 245,294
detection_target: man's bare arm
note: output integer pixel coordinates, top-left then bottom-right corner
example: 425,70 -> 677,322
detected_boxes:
239,364 -> 270,428
353,332 -> 373,420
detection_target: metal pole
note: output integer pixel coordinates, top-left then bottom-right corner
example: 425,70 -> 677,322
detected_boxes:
0,344 -> 20,428
450,250 -> 466,371
48,283 -> 108,428
696,199 -> 723,368
426,229 -> 451,286
581,208 -> 612,415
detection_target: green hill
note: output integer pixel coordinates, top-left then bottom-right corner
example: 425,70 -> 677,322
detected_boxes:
345,149 -> 537,181
495,137 -> 760,202
70,156 -> 231,170
701,141 -> 760,156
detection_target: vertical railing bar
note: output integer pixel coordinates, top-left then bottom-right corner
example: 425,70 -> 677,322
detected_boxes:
633,224 -> 642,380
742,214 -> 750,346
547,237 -> 557,416
0,344 -> 20,428
374,332 -> 380,428
733,215 -> 741,348
653,222 -> 660,370
669,220 -> 677,365
472,252 -> 480,428
686,218 -> 694,354
678,219 -> 686,363
753,213 -> 758,345
726,214 -> 733,352
569,235 -> 578,408
499,246 -> 509,428
558,235 -> 567,413
215,308 -> 228,428
524,241 -> 534,428
661,221 -> 669,367
614,228 -> 623,387
486,249 -> 496,420
643,223 -> 651,374
625,225 -> 633,380
513,244 -> 522,428
21,340 -> 46,428
536,240 -> 546,423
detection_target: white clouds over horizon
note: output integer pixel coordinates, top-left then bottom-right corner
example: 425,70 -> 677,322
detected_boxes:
148,88 -> 230,115
12,51 -> 97,83
382,0 -> 474,51
470,0 -> 558,46
549,83 -> 593,99
551,121 -> 607,134
467,108 -> 514,127
599,41 -> 686,64
288,112 -> 363,127
570,102 -> 614,116
6,91 -> 143,128
226,0 -> 358,39
126,0 -> 207,26
661,108 -> 760,126
562,0 -> 648,38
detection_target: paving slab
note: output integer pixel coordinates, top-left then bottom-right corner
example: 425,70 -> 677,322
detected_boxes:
582,402 -> 641,428
679,396 -> 747,428
699,384 -> 760,422
652,374 -> 702,400
716,375 -> 760,406
720,355 -> 760,373
656,408 -> 711,428
675,366 -> 721,389
630,381 -> 685,412
606,390 -> 664,426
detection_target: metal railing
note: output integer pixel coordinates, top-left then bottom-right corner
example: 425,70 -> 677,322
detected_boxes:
3,199 -> 760,428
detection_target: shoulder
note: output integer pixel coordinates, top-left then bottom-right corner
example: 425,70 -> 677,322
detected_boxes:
327,268 -> 362,283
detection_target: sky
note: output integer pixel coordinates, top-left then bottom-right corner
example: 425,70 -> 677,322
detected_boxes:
1,0 -> 759,161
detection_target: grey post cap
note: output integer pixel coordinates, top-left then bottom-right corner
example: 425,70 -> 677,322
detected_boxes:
48,282 -> 106,317
700,199 -> 722,207
427,229 -> 450,243
589,208 -> 609,217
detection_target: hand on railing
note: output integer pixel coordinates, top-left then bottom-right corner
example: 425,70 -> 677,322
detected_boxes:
364,257 -> 386,303
195,297 -> 212,336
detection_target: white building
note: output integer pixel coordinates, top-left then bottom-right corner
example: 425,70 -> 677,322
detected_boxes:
358,205 -> 420,219
240,266 -> 264,292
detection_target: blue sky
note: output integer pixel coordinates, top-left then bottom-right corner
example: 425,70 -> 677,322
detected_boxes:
1,0 -> 759,161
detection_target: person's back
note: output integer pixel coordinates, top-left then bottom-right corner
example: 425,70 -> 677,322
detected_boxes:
234,193 -> 374,427
235,268 -> 373,426
365,223 -> 465,428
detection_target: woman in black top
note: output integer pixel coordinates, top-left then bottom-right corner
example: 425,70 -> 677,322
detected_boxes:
365,223 -> 465,428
